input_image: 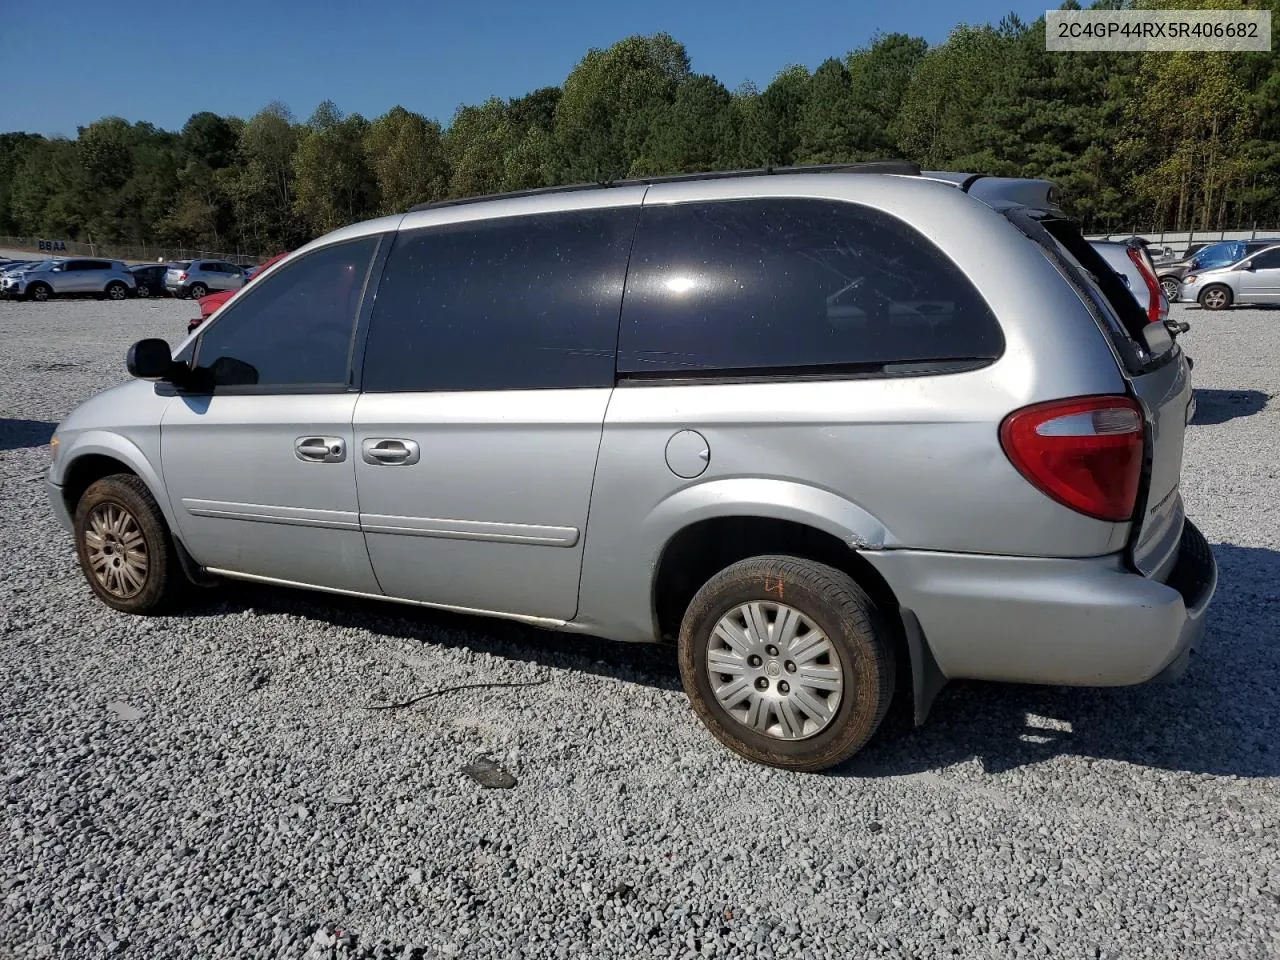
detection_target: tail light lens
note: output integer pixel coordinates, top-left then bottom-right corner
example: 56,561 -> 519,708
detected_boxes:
1000,396 -> 1145,522
1126,246 -> 1167,323
177,272 -> 188,281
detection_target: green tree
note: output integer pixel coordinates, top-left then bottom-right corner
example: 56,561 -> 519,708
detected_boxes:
364,106 -> 449,213
634,74 -> 735,174
735,66 -> 809,167
554,33 -> 692,181
231,101 -> 301,250
292,101 -> 378,235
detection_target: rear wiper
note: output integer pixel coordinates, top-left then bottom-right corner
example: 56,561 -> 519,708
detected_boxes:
1165,318 -> 1190,337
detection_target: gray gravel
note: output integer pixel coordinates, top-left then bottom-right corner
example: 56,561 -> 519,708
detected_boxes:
1,296 -> 1278,960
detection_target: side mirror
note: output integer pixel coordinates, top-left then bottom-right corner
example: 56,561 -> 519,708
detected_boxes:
1239,261 -> 1254,271
126,338 -> 174,380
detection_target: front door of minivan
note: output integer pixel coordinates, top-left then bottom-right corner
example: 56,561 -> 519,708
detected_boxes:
1234,247 -> 1280,302
351,199 -> 643,622
160,235 -> 384,593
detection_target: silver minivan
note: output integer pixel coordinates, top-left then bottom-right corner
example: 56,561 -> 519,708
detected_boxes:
1180,243 -> 1280,309
44,163 -> 1216,771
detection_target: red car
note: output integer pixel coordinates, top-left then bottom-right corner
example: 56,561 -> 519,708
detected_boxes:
187,251 -> 290,332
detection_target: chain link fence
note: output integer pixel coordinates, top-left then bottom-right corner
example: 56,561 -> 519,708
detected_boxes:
0,236 -> 265,267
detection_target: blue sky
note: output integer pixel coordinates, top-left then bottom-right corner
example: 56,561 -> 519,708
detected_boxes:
0,0 -> 1050,137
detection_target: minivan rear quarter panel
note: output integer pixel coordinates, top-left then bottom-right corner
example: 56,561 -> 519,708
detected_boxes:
574,177 -> 1132,644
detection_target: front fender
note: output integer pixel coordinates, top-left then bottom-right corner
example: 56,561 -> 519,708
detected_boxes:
53,430 -> 179,533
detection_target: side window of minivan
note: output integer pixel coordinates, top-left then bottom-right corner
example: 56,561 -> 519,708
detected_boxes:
193,236 -> 380,390
617,198 -> 1005,375
361,206 -> 639,392
1247,248 -> 1280,270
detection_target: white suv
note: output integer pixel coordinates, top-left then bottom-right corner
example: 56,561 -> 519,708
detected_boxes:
2,258 -> 137,302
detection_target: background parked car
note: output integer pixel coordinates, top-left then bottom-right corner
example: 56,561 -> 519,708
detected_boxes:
164,259 -> 246,299
188,250 -> 290,332
1157,238 -> 1280,301
128,263 -> 169,298
1181,243 -> 1280,310
0,257 -> 137,301
1089,239 -> 1169,325
0,259 -> 34,276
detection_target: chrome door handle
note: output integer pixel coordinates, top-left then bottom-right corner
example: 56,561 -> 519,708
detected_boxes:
295,436 -> 346,463
361,438 -> 421,466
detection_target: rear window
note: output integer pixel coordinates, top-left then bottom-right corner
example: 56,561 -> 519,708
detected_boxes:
617,198 -> 1004,377
1007,212 -> 1170,369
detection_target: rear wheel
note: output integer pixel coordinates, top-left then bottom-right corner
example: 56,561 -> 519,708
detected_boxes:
73,474 -> 183,614
678,555 -> 895,772
105,281 -> 127,301
1199,285 -> 1232,310
26,282 -> 51,302
188,282 -> 207,299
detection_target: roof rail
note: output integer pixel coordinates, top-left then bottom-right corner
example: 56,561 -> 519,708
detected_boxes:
405,160 -> 922,213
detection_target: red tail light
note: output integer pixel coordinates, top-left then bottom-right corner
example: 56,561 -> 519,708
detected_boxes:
1000,396 -> 1145,522
1126,246 -> 1167,324
177,272 -> 188,281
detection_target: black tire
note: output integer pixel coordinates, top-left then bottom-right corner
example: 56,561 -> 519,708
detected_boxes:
188,282 -> 207,299
73,474 -> 184,614
136,284 -> 151,298
105,281 -> 128,301
678,555 -> 895,772
26,282 -> 51,303
1159,276 -> 1180,302
1198,284 -> 1233,311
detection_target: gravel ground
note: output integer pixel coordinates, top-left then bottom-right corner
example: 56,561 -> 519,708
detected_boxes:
1,296 -> 1277,960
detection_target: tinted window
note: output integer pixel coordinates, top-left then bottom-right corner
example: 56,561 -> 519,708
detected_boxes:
362,207 -> 637,392
194,236 -> 379,389
617,199 -> 1003,375
1249,248 -> 1280,269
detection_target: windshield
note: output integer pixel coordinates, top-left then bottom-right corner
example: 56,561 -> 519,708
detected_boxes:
1193,240 -> 1246,268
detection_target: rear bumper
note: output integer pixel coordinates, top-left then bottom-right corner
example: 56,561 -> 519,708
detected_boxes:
865,520 -> 1217,687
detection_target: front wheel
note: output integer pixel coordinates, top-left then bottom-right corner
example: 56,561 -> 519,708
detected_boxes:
136,284 -> 151,298
678,555 -> 895,772
1160,276 -> 1180,302
1199,284 -> 1233,310
188,282 -> 208,299
26,282 -> 51,302
73,474 -> 183,614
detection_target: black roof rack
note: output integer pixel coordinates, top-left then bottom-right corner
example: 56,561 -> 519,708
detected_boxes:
405,159 -> 922,213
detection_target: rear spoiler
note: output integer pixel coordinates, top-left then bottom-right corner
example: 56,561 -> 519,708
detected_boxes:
921,171 -> 1063,216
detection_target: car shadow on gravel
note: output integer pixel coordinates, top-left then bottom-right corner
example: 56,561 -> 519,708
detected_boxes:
1190,389 -> 1270,425
0,418 -> 56,452
179,582 -> 684,691
172,543 -> 1277,780
844,542 -> 1280,780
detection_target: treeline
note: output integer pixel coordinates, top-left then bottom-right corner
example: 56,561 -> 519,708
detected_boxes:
3,5 -> 1279,255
